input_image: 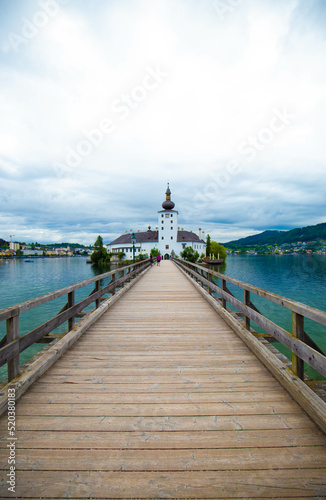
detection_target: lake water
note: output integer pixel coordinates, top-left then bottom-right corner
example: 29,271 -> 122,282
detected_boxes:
216,254 -> 326,379
0,255 -> 325,381
0,257 -> 114,381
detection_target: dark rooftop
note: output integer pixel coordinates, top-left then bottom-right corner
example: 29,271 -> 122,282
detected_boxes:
108,230 -> 205,246
109,230 -> 158,245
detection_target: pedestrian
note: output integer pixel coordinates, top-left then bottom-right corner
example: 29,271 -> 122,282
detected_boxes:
156,254 -> 161,266
150,254 -> 153,266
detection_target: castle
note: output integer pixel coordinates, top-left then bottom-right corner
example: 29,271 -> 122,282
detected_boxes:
107,184 -> 206,260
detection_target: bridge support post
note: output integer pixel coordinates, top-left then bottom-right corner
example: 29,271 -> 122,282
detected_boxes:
68,291 -> 75,330
111,273 -> 116,295
7,314 -> 19,381
95,281 -> 100,308
244,290 -> 251,330
292,312 -> 304,380
222,279 -> 227,309
208,273 -> 213,295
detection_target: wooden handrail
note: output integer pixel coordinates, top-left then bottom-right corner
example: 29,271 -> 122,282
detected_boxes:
175,259 -> 326,327
0,259 -> 150,381
0,260 -> 146,323
172,258 -> 326,380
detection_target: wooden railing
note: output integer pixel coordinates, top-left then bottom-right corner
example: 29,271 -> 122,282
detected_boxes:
172,258 -> 326,381
0,259 -> 151,382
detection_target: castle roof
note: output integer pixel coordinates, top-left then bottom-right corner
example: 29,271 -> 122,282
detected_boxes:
177,231 -> 205,243
108,230 -> 205,246
109,230 -> 158,245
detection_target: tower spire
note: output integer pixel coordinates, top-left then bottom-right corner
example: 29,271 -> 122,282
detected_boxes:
162,183 -> 175,210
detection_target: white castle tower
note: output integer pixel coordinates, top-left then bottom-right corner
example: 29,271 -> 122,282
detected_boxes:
158,183 -> 178,257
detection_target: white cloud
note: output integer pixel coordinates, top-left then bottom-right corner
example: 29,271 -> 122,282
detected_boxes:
0,0 -> 325,244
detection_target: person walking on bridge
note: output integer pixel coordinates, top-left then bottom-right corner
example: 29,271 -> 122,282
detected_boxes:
156,254 -> 161,266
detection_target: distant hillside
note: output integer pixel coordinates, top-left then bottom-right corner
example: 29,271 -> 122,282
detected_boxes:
225,222 -> 326,247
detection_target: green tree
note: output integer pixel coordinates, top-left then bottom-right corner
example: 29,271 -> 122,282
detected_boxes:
136,253 -> 148,261
91,235 -> 109,264
181,246 -> 199,263
206,234 -> 211,257
151,248 -> 161,258
118,251 -> 125,260
210,241 -> 227,261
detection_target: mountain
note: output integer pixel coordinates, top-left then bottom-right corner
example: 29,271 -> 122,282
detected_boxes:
225,222 -> 326,247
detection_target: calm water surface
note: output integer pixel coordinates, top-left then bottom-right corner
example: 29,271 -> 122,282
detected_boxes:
0,255 -> 325,381
0,257 -> 111,381
217,254 -> 326,379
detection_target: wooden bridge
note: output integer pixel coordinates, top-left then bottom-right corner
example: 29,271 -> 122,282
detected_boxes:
1,259 -> 326,498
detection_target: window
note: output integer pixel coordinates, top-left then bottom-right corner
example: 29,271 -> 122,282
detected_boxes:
165,245 -> 169,249
161,227 -> 164,230
182,243 -> 186,249
162,237 -> 164,240
171,236 -> 173,240
165,213 -> 169,218
171,214 -> 173,217
161,214 -> 164,218
171,227 -> 173,230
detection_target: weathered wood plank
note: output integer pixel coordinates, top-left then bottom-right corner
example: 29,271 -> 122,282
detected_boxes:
15,401 -> 302,417
21,389 -> 291,404
5,470 -> 326,498
6,446 -> 326,471
29,380 -> 282,392
0,414 -> 315,432
2,428 -> 324,449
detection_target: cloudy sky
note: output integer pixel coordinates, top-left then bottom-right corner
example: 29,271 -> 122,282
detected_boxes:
0,0 -> 325,245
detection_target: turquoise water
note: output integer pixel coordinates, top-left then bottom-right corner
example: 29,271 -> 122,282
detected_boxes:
0,257 -> 114,382
216,254 -> 326,379
0,255 -> 325,381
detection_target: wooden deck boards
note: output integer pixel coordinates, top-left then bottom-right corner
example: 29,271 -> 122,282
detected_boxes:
1,260 -> 326,498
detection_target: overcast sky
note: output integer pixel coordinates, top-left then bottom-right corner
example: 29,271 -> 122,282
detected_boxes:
0,0 -> 325,245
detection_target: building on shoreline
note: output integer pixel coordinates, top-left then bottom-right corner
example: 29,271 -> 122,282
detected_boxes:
107,185 -> 206,260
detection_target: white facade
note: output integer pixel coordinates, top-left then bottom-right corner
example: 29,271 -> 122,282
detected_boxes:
157,208 -> 178,256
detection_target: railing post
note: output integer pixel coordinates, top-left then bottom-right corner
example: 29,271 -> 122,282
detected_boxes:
111,273 -> 116,295
68,291 -> 75,330
222,279 -> 227,309
292,312 -> 304,380
7,314 -> 19,381
244,290 -> 250,331
95,280 -> 100,309
208,272 -> 213,295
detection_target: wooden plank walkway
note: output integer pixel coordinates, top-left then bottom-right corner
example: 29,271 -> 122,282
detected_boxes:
1,260 -> 326,498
